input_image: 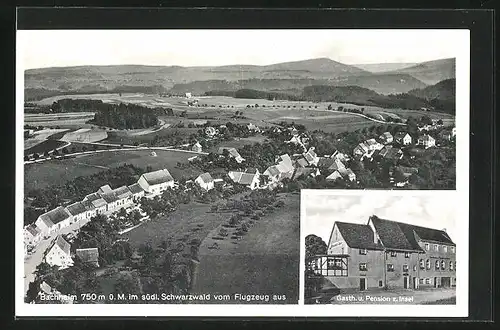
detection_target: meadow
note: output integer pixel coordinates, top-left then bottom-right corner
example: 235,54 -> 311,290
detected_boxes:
191,193 -> 300,304
24,149 -> 196,190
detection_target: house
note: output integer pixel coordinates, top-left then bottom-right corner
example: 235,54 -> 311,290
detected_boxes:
326,167 -> 356,182
303,147 -> 319,166
365,138 -> 384,152
247,123 -> 261,132
452,127 -> 456,137
65,201 -> 89,224
24,223 -> 42,247
83,193 -> 107,215
276,154 -> 295,178
378,132 -> 394,144
35,206 -> 73,235
205,126 -> 218,137
128,183 -> 145,202
418,124 -> 435,132
417,134 -> 436,149
307,215 -> 456,293
113,186 -> 133,208
377,145 -> 403,161
100,192 -> 119,213
439,131 -> 453,141
195,172 -> 215,191
295,156 -> 309,168
218,147 -> 245,163
97,184 -> 113,195
44,235 -> 73,269
394,132 -> 412,145
76,247 -> 99,267
292,167 -> 321,180
332,151 -> 350,163
228,168 -> 260,190
263,165 -> 281,183
38,281 -> 75,304
137,168 -> 175,196
353,142 -> 369,160
191,142 -> 203,153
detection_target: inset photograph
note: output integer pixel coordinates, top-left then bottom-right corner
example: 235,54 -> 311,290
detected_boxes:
302,190 -> 459,305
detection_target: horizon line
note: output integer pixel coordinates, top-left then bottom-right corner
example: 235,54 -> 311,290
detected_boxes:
23,56 -> 455,71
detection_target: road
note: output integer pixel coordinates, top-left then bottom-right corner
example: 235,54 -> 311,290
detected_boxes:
23,217 -> 93,295
24,145 -> 208,165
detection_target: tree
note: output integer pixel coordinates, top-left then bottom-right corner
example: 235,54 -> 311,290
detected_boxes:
305,234 -> 327,259
437,119 -> 443,125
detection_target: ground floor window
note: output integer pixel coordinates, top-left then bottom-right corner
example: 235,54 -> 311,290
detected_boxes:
387,264 -> 394,272
419,278 -> 425,285
379,280 -> 383,287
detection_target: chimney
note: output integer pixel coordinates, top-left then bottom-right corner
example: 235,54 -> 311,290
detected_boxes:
442,228 -> 447,233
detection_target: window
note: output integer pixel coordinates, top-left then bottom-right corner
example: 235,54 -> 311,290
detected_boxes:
425,243 -> 430,250
404,252 -> 410,258
378,280 -> 383,287
454,261 -> 456,269
425,278 -> 431,285
390,251 -> 397,257
426,259 -> 431,270
359,249 -> 367,255
434,244 -> 439,251
451,246 -> 455,253
413,265 -> 417,271
419,259 -> 425,269
443,246 -> 447,253
359,263 -> 367,271
435,260 -> 440,270
387,264 -> 394,272
403,264 -> 409,272
419,278 -> 425,285
449,261 -> 453,270
441,260 -> 446,270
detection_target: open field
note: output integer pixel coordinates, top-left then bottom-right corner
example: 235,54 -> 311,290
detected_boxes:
209,134 -> 268,152
24,139 -> 67,156
192,193 -> 300,304
60,128 -> 108,143
25,112 -> 95,128
24,128 -> 69,150
24,149 -> 196,191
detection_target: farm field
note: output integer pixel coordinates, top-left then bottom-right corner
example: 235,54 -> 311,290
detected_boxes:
209,134 -> 268,152
192,193 -> 300,304
60,128 -> 108,143
25,112 -> 95,128
24,149 -> 196,191
24,128 -> 70,150
24,139 -> 67,156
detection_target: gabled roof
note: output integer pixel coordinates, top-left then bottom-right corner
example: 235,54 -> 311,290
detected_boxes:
40,281 -> 52,294
141,168 -> 174,185
278,154 -> 294,172
365,138 -> 377,146
197,172 -> 214,184
379,145 -> 393,157
380,132 -> 393,139
384,147 -> 403,160
25,223 -> 41,237
98,184 -> 113,194
394,131 -> 410,139
81,200 -> 96,211
334,222 -> 384,250
328,159 -> 346,172
114,186 -> 132,199
128,183 -> 145,194
355,142 -> 369,152
218,147 -> 243,159
303,148 -> 318,163
264,165 -> 280,177
76,248 -> 99,263
292,167 -> 318,180
101,192 -> 119,203
295,157 -> 309,168
418,134 -> 435,141
66,202 -> 87,216
229,170 -> 258,185
318,157 -> 335,169
38,206 -> 72,228
84,192 -> 107,208
370,216 -> 455,251
49,235 -> 71,255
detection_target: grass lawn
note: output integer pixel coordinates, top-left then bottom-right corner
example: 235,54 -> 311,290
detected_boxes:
191,193 -> 300,304
24,149 -> 195,190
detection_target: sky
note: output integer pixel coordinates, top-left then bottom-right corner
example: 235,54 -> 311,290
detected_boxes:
303,192 -> 457,246
17,29 -> 466,70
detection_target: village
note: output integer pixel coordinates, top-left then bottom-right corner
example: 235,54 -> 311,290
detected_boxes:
23,111 -> 456,303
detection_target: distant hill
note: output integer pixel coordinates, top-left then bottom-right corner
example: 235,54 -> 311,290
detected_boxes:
408,78 -> 455,101
353,62 -> 417,73
25,57 -> 454,100
383,58 -> 456,85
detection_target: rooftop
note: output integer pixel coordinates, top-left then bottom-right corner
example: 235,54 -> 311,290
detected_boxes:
66,201 -> 87,216
141,168 -> 174,186
76,248 -> 99,264
197,172 -> 214,184
114,186 -> 132,199
25,223 -> 41,237
38,206 -> 72,228
128,183 -> 145,194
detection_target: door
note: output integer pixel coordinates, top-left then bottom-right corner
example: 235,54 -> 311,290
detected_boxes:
360,278 -> 366,291
434,277 -> 439,288
403,276 -> 409,289
413,277 -> 419,289
441,277 -> 451,288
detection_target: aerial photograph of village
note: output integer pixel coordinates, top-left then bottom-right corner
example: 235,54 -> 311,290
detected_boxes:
303,191 -> 458,305
21,30 -> 457,305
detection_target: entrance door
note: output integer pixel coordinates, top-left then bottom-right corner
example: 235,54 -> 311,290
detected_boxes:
403,276 -> 409,289
360,278 -> 366,291
434,277 -> 439,288
441,277 -> 451,287
413,277 -> 419,289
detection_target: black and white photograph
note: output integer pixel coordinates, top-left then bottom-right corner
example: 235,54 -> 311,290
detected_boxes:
302,190 -> 461,305
16,28 -> 469,316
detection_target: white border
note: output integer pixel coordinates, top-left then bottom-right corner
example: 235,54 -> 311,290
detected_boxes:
16,29 -> 470,317
299,189 -> 468,317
